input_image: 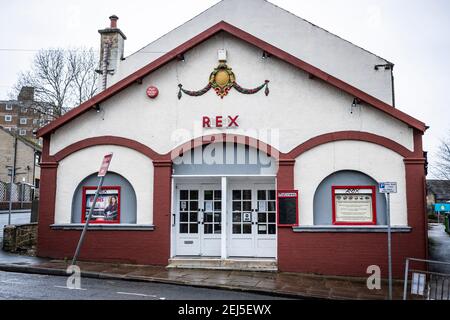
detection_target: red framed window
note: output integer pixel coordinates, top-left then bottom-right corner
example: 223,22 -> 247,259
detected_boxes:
81,186 -> 121,224
277,190 -> 299,227
332,186 -> 376,225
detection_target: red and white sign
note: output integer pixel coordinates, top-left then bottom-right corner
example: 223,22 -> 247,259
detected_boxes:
146,86 -> 159,99
331,186 -> 377,225
202,115 -> 239,128
98,153 -> 113,177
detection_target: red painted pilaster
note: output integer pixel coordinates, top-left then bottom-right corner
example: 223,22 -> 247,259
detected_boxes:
36,136 -> 59,257
276,158 -> 296,271
152,160 -> 173,264
404,157 -> 428,262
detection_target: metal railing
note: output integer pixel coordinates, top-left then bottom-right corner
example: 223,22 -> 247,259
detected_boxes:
403,258 -> 450,300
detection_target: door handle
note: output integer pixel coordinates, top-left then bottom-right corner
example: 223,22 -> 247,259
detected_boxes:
172,213 -> 176,226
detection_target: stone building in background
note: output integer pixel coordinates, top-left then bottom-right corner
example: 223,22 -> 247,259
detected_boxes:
0,126 -> 41,185
0,126 -> 41,210
0,86 -> 52,145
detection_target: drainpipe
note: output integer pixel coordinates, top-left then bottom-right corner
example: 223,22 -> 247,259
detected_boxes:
390,64 -> 396,108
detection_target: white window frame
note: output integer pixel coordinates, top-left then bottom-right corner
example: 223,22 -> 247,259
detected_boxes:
4,115 -> 12,122
20,118 -> 27,125
19,129 -> 26,136
5,104 -> 12,110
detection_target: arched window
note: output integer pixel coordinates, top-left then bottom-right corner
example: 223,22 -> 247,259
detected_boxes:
71,172 -> 137,224
313,170 -> 387,225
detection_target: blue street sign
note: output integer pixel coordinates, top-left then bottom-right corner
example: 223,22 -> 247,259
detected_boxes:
435,203 -> 450,213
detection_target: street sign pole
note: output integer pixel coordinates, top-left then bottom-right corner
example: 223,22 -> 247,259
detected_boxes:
386,192 -> 392,300
379,182 -> 397,300
71,153 -> 113,266
71,175 -> 105,266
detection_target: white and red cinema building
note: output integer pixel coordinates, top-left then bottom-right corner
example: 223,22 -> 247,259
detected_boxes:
36,0 -> 428,277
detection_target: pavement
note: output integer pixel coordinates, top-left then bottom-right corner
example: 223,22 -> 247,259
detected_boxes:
6,211 -> 439,300
0,270 -> 286,300
0,256 -> 404,300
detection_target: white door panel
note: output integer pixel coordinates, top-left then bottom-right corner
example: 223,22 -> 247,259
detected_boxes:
228,184 -> 276,258
174,185 -> 221,257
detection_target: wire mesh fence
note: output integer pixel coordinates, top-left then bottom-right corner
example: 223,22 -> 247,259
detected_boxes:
0,181 -> 35,209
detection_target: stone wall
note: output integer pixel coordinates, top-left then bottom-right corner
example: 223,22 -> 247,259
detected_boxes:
2,223 -> 37,254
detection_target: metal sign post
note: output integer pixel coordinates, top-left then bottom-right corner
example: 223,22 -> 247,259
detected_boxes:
379,182 -> 397,300
72,153 -> 113,266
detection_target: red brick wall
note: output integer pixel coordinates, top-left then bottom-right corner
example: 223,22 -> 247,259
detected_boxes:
37,159 -> 172,265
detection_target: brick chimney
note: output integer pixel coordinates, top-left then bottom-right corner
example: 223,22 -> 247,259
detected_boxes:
97,15 -> 127,90
17,86 -> 35,102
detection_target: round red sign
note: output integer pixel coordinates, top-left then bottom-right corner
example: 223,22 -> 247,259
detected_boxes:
146,86 -> 159,99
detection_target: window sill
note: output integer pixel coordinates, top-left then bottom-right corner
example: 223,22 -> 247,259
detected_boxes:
50,224 -> 154,231
292,225 -> 412,233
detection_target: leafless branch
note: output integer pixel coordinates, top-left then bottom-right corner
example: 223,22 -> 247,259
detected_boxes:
9,47 -> 99,125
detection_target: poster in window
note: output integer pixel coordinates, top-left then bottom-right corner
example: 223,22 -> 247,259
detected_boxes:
82,186 -> 121,223
332,186 -> 376,225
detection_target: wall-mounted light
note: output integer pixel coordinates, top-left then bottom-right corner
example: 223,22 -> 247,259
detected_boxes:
94,104 -> 101,113
351,98 -> 361,114
374,63 -> 393,71
176,54 -> 185,62
262,51 -> 271,59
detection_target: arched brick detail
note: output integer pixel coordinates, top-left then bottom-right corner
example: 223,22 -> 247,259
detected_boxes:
165,133 -> 285,160
53,136 -> 162,161
287,131 -> 415,159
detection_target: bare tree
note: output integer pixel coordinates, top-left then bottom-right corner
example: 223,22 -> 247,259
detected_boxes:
10,48 -> 99,120
433,130 -> 450,181
70,48 -> 99,106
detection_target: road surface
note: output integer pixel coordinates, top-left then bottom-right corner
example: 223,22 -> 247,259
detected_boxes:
0,270 -> 288,300
428,223 -> 450,274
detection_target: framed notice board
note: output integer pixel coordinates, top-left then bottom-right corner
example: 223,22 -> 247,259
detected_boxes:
277,190 -> 298,227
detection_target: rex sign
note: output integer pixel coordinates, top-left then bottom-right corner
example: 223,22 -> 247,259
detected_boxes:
202,115 -> 239,128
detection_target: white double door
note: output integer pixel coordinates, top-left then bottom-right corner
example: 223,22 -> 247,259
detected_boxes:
174,183 -> 276,258
228,183 -> 277,258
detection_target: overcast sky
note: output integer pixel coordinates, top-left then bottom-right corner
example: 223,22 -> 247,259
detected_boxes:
1,0 -> 449,171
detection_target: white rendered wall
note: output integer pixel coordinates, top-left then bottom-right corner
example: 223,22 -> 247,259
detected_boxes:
110,0 -> 393,104
54,145 -> 153,225
294,140 -> 407,226
49,33 -> 413,157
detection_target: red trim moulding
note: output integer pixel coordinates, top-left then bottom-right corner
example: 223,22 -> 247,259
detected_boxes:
277,189 -> 299,227
81,186 -> 121,224
331,185 -> 377,226
36,21 -> 426,138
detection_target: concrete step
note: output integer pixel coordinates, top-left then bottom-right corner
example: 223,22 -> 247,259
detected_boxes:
167,257 -> 278,272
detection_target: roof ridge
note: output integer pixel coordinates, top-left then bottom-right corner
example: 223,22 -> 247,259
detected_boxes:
125,0 -> 392,64
263,0 -> 392,64
124,0 -> 222,60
